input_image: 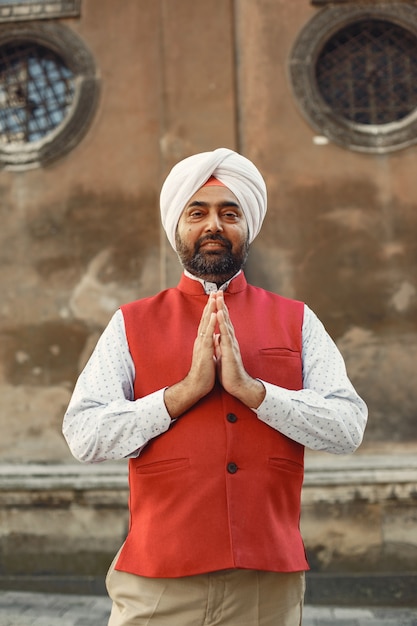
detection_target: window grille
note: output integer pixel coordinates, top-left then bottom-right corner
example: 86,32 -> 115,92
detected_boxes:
289,3 -> 417,153
0,41 -> 75,144
0,22 -> 98,169
316,19 -> 417,126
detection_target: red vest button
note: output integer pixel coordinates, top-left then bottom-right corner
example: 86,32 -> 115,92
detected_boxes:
227,462 -> 238,474
227,413 -> 238,423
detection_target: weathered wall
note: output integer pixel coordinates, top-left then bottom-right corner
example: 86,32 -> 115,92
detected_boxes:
1,0 -> 415,462
0,0 -> 416,582
0,0 -> 237,462
235,0 -> 417,448
0,0 -> 417,460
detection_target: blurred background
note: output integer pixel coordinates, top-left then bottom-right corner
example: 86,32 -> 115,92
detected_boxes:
0,0 -> 416,606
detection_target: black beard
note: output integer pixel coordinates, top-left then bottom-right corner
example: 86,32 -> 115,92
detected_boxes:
175,232 -> 249,286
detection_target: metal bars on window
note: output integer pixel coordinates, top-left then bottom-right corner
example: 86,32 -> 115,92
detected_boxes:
315,19 -> 417,126
0,41 -> 75,143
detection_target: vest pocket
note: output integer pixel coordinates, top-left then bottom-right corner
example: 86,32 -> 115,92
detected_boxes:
135,457 -> 190,475
254,348 -> 302,390
258,347 -> 300,356
268,457 -> 303,473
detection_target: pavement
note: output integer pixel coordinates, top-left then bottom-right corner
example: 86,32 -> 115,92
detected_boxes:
0,591 -> 417,626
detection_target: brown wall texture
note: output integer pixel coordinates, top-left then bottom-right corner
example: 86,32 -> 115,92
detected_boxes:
0,0 -> 416,465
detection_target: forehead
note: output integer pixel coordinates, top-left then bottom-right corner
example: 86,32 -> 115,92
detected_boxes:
185,185 -> 241,208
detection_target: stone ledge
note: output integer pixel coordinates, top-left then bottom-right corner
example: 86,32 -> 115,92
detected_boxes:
303,454 -> 417,504
0,462 -> 128,491
304,453 -> 417,486
0,455 -> 416,493
0,456 -> 416,585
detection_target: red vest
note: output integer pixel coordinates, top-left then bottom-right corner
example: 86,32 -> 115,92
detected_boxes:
116,272 -> 309,577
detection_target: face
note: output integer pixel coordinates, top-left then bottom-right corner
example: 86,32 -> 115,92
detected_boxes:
175,185 -> 249,285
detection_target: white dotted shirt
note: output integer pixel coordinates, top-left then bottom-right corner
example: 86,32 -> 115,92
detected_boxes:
63,279 -> 367,463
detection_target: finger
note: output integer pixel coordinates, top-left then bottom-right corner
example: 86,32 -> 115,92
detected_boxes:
217,307 -> 235,342
215,292 -> 233,327
197,294 -> 217,336
206,311 -> 217,338
215,290 -> 226,312
197,313 -> 217,344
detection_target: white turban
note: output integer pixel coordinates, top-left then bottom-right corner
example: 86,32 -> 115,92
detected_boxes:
160,147 -> 267,250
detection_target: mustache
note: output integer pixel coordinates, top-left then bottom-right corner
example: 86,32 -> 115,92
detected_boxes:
195,234 -> 232,251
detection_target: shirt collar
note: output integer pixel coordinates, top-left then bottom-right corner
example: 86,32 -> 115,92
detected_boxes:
183,269 -> 242,294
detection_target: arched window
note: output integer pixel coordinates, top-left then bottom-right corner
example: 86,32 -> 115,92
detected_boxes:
0,22 -> 99,169
289,3 -> 417,153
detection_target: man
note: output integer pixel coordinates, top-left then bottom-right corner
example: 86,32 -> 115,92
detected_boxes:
63,148 -> 367,626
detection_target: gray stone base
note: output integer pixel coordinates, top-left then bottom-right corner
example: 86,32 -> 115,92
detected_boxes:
305,572 -> 417,607
1,572 -> 416,608
0,456 -> 416,607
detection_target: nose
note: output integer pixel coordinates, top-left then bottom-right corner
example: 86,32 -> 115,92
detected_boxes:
204,212 -> 223,233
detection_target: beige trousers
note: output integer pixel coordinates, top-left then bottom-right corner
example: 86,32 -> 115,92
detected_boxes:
106,555 -> 305,626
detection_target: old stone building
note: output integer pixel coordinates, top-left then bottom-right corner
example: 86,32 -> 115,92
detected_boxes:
0,0 -> 416,602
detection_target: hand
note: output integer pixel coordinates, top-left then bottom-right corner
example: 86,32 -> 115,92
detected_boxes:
164,291 -> 266,419
214,291 -> 266,409
164,293 -> 218,418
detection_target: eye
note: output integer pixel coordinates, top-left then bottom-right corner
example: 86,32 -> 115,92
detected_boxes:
189,209 -> 204,218
223,210 -> 240,220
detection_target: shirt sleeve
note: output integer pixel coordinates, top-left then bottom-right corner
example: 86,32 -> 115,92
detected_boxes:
255,305 -> 368,454
63,309 -> 171,463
